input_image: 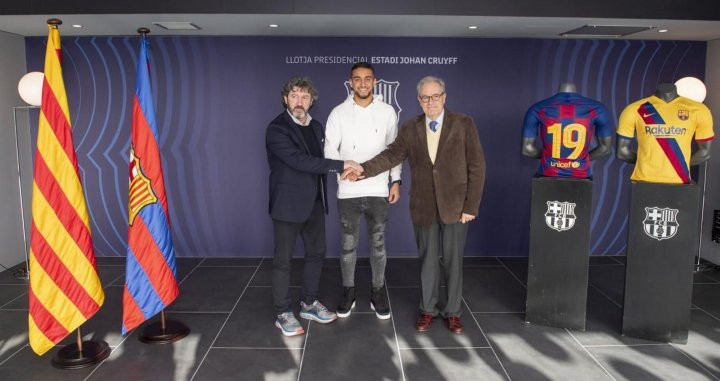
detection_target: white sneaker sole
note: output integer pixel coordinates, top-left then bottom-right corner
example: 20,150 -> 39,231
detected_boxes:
371,302 -> 392,320
336,301 -> 356,318
299,312 -> 337,324
275,321 -> 304,336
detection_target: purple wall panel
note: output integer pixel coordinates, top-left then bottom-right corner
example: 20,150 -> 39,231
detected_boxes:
24,36 -> 706,257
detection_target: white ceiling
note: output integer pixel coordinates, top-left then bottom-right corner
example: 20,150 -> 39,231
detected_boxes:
0,14 -> 719,40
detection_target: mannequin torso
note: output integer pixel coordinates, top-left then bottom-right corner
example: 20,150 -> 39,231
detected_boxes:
654,83 -> 679,103
557,82 -> 577,93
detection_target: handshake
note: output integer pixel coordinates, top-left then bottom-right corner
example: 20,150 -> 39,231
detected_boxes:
342,160 -> 366,182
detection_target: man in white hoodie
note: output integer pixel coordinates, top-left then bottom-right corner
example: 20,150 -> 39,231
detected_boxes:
324,62 -> 401,319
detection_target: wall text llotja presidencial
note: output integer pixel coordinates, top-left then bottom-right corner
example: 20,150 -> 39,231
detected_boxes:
285,56 -> 458,65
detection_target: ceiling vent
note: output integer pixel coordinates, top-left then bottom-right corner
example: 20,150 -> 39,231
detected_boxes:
152,22 -> 201,30
560,25 -> 653,38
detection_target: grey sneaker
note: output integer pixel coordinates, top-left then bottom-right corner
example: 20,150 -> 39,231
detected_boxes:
275,312 -> 305,336
300,300 -> 337,323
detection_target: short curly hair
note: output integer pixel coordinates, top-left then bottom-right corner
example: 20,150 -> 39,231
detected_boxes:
282,76 -> 319,106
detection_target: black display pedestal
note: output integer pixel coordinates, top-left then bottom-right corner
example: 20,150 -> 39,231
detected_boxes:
622,182 -> 699,344
525,177 -> 593,330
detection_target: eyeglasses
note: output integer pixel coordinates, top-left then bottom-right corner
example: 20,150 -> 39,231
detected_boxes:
419,93 -> 445,103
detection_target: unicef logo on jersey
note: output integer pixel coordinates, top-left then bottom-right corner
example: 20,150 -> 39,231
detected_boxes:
544,201 -> 577,232
550,160 -> 581,169
344,79 -> 402,120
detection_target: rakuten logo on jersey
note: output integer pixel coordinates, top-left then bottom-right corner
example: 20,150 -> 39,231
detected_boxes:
644,125 -> 687,136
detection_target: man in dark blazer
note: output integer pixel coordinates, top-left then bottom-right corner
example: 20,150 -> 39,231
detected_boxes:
344,76 -> 486,334
266,76 -> 362,336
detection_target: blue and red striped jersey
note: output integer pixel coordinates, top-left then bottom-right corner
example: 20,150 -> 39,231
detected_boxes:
522,92 -> 612,178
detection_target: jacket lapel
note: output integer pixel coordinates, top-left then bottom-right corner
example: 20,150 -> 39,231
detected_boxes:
435,110 -> 453,163
415,117 -> 433,165
311,122 -> 324,150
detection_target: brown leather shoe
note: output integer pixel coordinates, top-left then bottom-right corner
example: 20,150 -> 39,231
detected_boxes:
416,313 -> 434,332
447,316 -> 464,334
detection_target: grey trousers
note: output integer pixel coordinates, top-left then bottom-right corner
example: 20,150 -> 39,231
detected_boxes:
337,197 -> 389,288
413,215 -> 468,318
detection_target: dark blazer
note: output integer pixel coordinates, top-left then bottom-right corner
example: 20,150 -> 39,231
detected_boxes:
266,111 -> 344,223
362,110 -> 486,226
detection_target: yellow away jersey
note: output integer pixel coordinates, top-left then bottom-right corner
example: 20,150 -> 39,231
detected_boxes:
617,95 -> 714,184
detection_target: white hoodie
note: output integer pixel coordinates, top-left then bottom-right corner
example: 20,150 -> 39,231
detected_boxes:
324,94 -> 402,199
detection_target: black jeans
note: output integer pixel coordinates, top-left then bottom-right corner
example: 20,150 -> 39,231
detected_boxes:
272,200 -> 326,313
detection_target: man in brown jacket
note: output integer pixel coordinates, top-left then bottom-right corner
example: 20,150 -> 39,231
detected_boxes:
342,76 -> 486,334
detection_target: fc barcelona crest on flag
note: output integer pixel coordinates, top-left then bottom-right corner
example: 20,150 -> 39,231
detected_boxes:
677,109 -> 689,121
128,148 -> 158,225
643,207 -> 679,240
344,79 -> 402,119
544,201 -> 577,232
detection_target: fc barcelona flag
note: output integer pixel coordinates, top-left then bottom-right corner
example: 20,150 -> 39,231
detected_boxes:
28,24 -> 105,355
122,34 -> 179,334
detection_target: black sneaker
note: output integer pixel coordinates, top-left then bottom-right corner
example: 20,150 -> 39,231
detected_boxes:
337,287 -> 356,318
371,285 -> 391,320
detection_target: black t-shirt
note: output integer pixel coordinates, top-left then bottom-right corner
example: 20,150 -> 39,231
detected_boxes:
296,121 -> 323,201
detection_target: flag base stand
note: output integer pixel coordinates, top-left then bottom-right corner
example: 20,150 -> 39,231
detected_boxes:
51,340 -> 110,369
139,319 -> 190,344
12,267 -> 29,280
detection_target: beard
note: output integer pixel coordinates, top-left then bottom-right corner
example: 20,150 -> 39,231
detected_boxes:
291,106 -> 307,119
354,89 -> 372,99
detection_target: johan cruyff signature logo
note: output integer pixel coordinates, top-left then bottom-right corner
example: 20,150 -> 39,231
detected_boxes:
344,79 -> 402,120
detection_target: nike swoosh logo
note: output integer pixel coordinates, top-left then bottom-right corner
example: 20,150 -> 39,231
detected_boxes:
642,113 -> 655,118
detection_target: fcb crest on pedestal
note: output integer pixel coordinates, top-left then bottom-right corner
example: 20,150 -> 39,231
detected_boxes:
643,207 -> 679,240
544,201 -> 577,232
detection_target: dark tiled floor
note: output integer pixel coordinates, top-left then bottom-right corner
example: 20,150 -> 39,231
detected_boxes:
2,256 -> 720,380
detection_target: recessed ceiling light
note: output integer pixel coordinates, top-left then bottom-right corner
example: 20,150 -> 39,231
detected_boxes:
72,24 -> 83,28
658,29 -> 669,33
468,26 -> 478,30
152,22 -> 201,30
560,25 -> 653,37
269,24 -> 278,28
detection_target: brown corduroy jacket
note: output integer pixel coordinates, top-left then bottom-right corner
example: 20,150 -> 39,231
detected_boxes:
362,110 -> 486,226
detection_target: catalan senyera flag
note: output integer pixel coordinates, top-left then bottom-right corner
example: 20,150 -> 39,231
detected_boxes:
122,35 -> 179,334
28,25 -> 105,356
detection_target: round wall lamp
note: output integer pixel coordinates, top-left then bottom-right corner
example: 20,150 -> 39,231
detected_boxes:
674,76 -> 707,103
18,71 -> 44,106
